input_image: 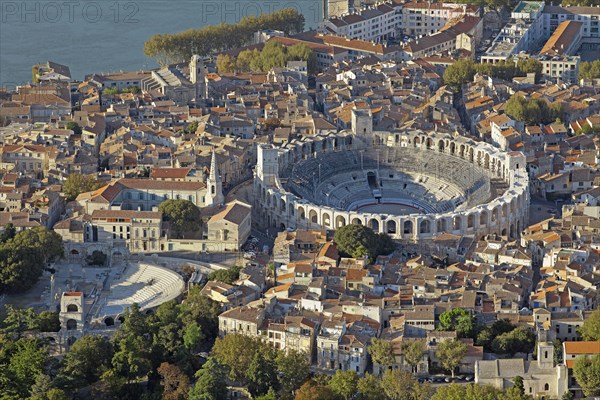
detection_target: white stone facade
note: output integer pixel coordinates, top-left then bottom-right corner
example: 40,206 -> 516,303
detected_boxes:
254,131 -> 529,244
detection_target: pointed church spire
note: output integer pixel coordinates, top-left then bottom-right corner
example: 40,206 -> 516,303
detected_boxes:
205,149 -> 224,206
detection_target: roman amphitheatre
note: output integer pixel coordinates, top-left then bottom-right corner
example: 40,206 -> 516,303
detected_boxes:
254,131 -> 529,243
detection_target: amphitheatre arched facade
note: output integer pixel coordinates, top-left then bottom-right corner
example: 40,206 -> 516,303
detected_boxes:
254,131 -> 530,243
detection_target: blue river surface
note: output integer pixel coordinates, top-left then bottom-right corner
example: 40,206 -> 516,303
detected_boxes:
0,0 -> 322,85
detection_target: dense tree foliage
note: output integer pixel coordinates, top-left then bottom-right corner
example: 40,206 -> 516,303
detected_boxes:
158,199 -> 201,238
431,383 -> 530,400
334,224 -> 395,260
438,308 -> 476,338
65,121 -> 82,135
504,95 -> 563,125
402,340 -> 427,373
475,319 -> 516,350
436,339 -> 468,378
328,370 -> 358,400
0,226 -> 64,293
381,369 -> 433,400
573,355 -> 600,398
206,265 -> 242,285
218,41 -> 317,74
578,308 -> 600,341
580,60 -> 600,80
62,173 -> 105,201
368,337 -> 395,369
444,59 -> 544,90
144,8 -> 305,65
490,326 -> 536,356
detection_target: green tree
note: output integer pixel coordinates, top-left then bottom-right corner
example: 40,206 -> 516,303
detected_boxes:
256,388 -> 277,400
573,354 -> 600,397
368,338 -> 395,371
216,54 -> 236,73
490,326 -> 535,356
62,173 -> 105,201
206,265 -> 242,285
1,305 -> 39,336
183,321 -> 203,352
402,340 -> 426,373
276,349 -> 311,397
38,311 -> 60,332
328,370 -> 358,400
436,339 -> 468,378
8,338 -> 48,396
158,199 -> 201,238
512,376 -> 524,396
66,121 -> 82,135
579,60 -> 600,80
189,357 -> 228,400
431,383 -> 503,400
578,308 -> 600,341
381,369 -> 432,400
356,373 -> 382,400
179,285 -> 222,339
212,334 -> 260,382
0,223 -> 16,243
86,250 -> 107,266
438,308 -> 475,338
334,224 -> 395,261
247,348 -> 279,397
443,59 -> 475,91
60,335 -> 114,387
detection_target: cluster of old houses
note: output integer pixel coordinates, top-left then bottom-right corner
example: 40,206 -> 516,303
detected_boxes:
207,228 -> 600,398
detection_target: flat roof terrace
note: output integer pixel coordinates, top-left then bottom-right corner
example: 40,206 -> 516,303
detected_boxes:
513,1 -> 543,15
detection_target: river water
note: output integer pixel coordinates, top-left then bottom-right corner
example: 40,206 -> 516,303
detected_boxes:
0,0 -> 322,85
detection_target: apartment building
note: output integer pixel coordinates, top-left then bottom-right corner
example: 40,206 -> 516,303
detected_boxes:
482,1 -> 546,64
399,2 -> 480,37
537,20 -> 582,84
542,5 -> 600,41
320,2 -> 398,43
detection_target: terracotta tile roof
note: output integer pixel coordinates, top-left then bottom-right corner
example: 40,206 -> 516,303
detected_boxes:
564,341 -> 600,355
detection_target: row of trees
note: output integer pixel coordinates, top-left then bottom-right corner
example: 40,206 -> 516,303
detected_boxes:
579,60 -> 600,80
369,337 -> 469,379
504,94 -> 563,126
295,373 -> 534,400
333,224 -> 396,261
144,8 -> 305,66
0,226 -> 64,293
443,59 -> 543,91
217,41 -> 316,74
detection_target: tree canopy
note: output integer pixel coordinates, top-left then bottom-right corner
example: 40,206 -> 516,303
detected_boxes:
218,41 -> 317,74
0,226 -> 64,293
158,199 -> 201,238
438,308 -> 476,338
573,355 -> 600,398
580,60 -> 600,80
504,95 -> 563,125
144,8 -> 305,65
62,173 -> 105,201
436,339 -> 468,378
444,59 -> 544,91
578,308 -> 600,341
334,224 -> 395,261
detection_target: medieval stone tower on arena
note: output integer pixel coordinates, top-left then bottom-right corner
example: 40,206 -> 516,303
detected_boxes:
205,150 -> 224,206
59,292 -> 84,331
189,55 -> 206,100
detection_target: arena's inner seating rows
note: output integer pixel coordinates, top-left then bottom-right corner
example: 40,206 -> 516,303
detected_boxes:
283,146 -> 495,214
